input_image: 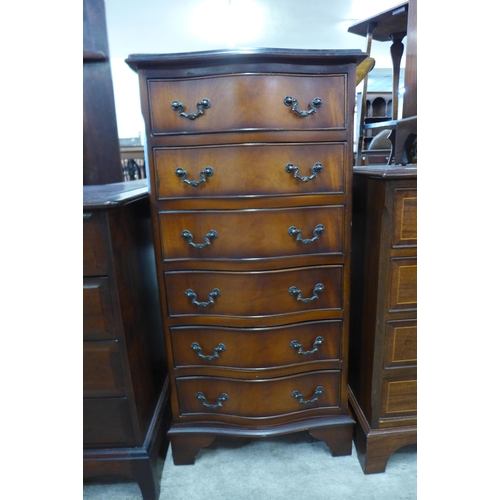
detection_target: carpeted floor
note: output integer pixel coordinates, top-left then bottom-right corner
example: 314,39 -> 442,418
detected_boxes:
83,432 -> 417,500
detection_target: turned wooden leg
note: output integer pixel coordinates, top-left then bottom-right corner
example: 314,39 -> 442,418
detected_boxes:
309,424 -> 353,457
131,458 -> 160,500
170,434 -> 216,465
389,31 -> 405,121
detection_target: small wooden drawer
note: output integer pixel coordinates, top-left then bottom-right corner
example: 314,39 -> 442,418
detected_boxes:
159,206 -> 344,263
392,188 -> 417,248
384,319 -> 417,368
171,320 -> 342,370
83,341 -> 126,398
176,370 -> 341,418
148,74 -> 347,136
153,143 -> 346,200
83,211 -> 107,275
83,398 -> 135,448
380,377 -> 417,418
388,257 -> 417,312
164,266 -> 343,319
83,278 -> 116,341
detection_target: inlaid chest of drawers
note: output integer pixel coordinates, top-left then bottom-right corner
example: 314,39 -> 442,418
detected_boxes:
349,165 -> 417,474
126,48 -> 367,465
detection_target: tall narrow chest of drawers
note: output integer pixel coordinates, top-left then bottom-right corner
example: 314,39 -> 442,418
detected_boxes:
349,165 -> 417,474
83,180 -> 170,499
126,48 -> 367,465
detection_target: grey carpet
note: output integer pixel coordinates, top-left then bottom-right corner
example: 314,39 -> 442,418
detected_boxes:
83,432 -> 417,500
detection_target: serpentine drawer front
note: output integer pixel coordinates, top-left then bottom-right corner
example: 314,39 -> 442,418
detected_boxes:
153,143 -> 347,200
148,74 -> 347,136
170,321 -> 342,370
158,206 -> 344,262
176,371 -> 341,419
126,48 -> 366,465
164,266 -> 343,320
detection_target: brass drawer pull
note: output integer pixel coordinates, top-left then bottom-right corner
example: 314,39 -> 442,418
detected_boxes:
289,283 -> 324,303
285,162 -> 323,182
171,98 -> 211,120
196,392 -> 228,409
288,224 -> 325,244
191,342 -> 226,360
182,229 -> 218,249
292,386 -> 324,404
290,336 -> 324,356
283,95 -> 322,116
185,288 -> 221,307
175,166 -> 214,186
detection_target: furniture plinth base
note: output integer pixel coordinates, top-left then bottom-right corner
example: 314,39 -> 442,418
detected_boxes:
83,452 -> 163,500
168,416 -> 354,465
348,387 -> 416,474
83,379 -> 171,500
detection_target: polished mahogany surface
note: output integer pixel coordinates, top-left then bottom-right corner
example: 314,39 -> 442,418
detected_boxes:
128,48 -> 365,465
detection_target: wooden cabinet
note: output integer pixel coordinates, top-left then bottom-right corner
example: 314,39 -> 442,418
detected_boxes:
83,0 -> 122,185
83,180 -> 170,499
349,165 -> 417,474
126,48 -> 366,465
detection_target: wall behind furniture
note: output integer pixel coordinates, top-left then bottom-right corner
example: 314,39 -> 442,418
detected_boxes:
103,0 -> 404,140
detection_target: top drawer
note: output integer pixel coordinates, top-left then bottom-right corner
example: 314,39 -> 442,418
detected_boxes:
148,74 -> 347,136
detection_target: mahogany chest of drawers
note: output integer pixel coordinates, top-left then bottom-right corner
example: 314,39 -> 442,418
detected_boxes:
83,180 -> 170,499
349,165 -> 417,473
126,48 -> 367,465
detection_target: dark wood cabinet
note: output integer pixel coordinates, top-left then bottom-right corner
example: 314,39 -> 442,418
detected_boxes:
126,48 -> 366,465
349,165 -> 417,474
83,180 -> 170,499
83,0 -> 123,185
